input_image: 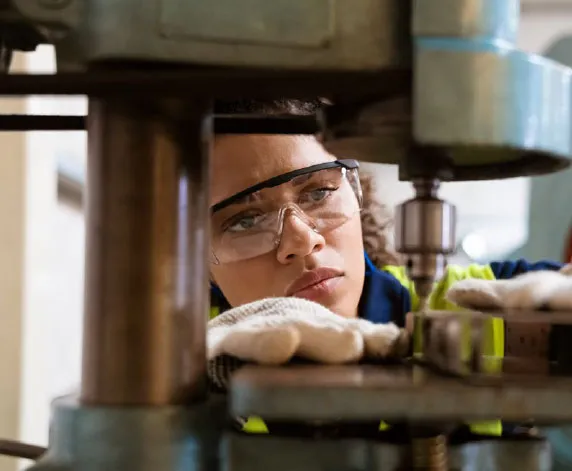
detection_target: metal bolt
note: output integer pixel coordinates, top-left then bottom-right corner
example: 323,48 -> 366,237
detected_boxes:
411,435 -> 448,471
38,0 -> 72,9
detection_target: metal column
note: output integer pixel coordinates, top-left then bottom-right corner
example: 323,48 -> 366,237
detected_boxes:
81,98 -> 212,405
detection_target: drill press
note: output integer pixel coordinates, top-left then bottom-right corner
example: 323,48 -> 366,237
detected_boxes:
0,0 -> 570,470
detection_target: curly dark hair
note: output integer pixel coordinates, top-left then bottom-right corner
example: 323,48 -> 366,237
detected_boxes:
358,170 -> 401,266
214,98 -> 326,116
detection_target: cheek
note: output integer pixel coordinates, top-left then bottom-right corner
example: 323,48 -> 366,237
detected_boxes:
327,215 -> 364,259
323,217 -> 365,316
329,216 -> 365,277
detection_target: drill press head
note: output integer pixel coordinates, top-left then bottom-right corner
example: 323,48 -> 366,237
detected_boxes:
322,0 -> 572,300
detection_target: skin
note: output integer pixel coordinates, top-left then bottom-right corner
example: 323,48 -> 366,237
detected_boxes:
210,134 -> 365,318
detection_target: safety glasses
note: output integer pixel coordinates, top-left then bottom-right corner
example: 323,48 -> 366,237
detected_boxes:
210,159 -> 362,264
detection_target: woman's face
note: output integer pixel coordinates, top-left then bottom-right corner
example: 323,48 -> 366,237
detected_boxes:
210,135 -> 365,318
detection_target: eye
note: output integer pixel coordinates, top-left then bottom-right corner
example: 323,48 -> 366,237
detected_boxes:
302,187 -> 338,204
224,213 -> 264,233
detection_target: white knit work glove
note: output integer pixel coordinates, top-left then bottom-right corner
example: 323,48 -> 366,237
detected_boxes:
207,297 -> 409,392
447,264 -> 572,311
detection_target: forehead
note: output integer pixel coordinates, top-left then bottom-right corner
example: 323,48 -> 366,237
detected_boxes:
210,135 -> 336,206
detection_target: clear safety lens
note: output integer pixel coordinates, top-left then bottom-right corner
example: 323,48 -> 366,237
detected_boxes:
211,166 -> 362,264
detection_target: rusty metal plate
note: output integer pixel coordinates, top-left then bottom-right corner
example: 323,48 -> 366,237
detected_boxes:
230,364 -> 572,423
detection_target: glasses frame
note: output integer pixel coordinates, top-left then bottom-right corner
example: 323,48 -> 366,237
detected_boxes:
211,159 -> 360,213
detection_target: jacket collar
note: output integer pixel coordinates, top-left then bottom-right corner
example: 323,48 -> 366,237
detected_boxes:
359,253 -> 410,327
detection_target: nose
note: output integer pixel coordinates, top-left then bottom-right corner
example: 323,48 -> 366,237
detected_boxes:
276,211 -> 325,264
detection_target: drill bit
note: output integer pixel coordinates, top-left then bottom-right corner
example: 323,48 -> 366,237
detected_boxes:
416,278 -> 433,314
418,296 -> 429,314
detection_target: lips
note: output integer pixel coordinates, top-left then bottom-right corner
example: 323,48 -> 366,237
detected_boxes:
286,267 -> 344,297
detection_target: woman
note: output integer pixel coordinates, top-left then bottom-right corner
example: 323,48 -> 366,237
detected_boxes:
207,99 -> 567,436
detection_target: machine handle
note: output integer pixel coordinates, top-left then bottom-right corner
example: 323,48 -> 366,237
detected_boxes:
0,439 -> 46,460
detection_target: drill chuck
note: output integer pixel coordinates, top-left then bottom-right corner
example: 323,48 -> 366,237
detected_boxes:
395,179 -> 456,298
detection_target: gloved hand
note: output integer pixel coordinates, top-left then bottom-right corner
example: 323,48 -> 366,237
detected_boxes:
207,297 -> 409,391
447,264 -> 572,311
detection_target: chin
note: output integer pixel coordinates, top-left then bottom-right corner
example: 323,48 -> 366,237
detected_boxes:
327,280 -> 360,318
322,295 -> 357,319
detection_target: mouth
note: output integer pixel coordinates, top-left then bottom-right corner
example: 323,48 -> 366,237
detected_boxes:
286,267 -> 344,300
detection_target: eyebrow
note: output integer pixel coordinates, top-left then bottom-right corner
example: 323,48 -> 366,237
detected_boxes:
227,192 -> 261,207
291,173 -> 313,187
